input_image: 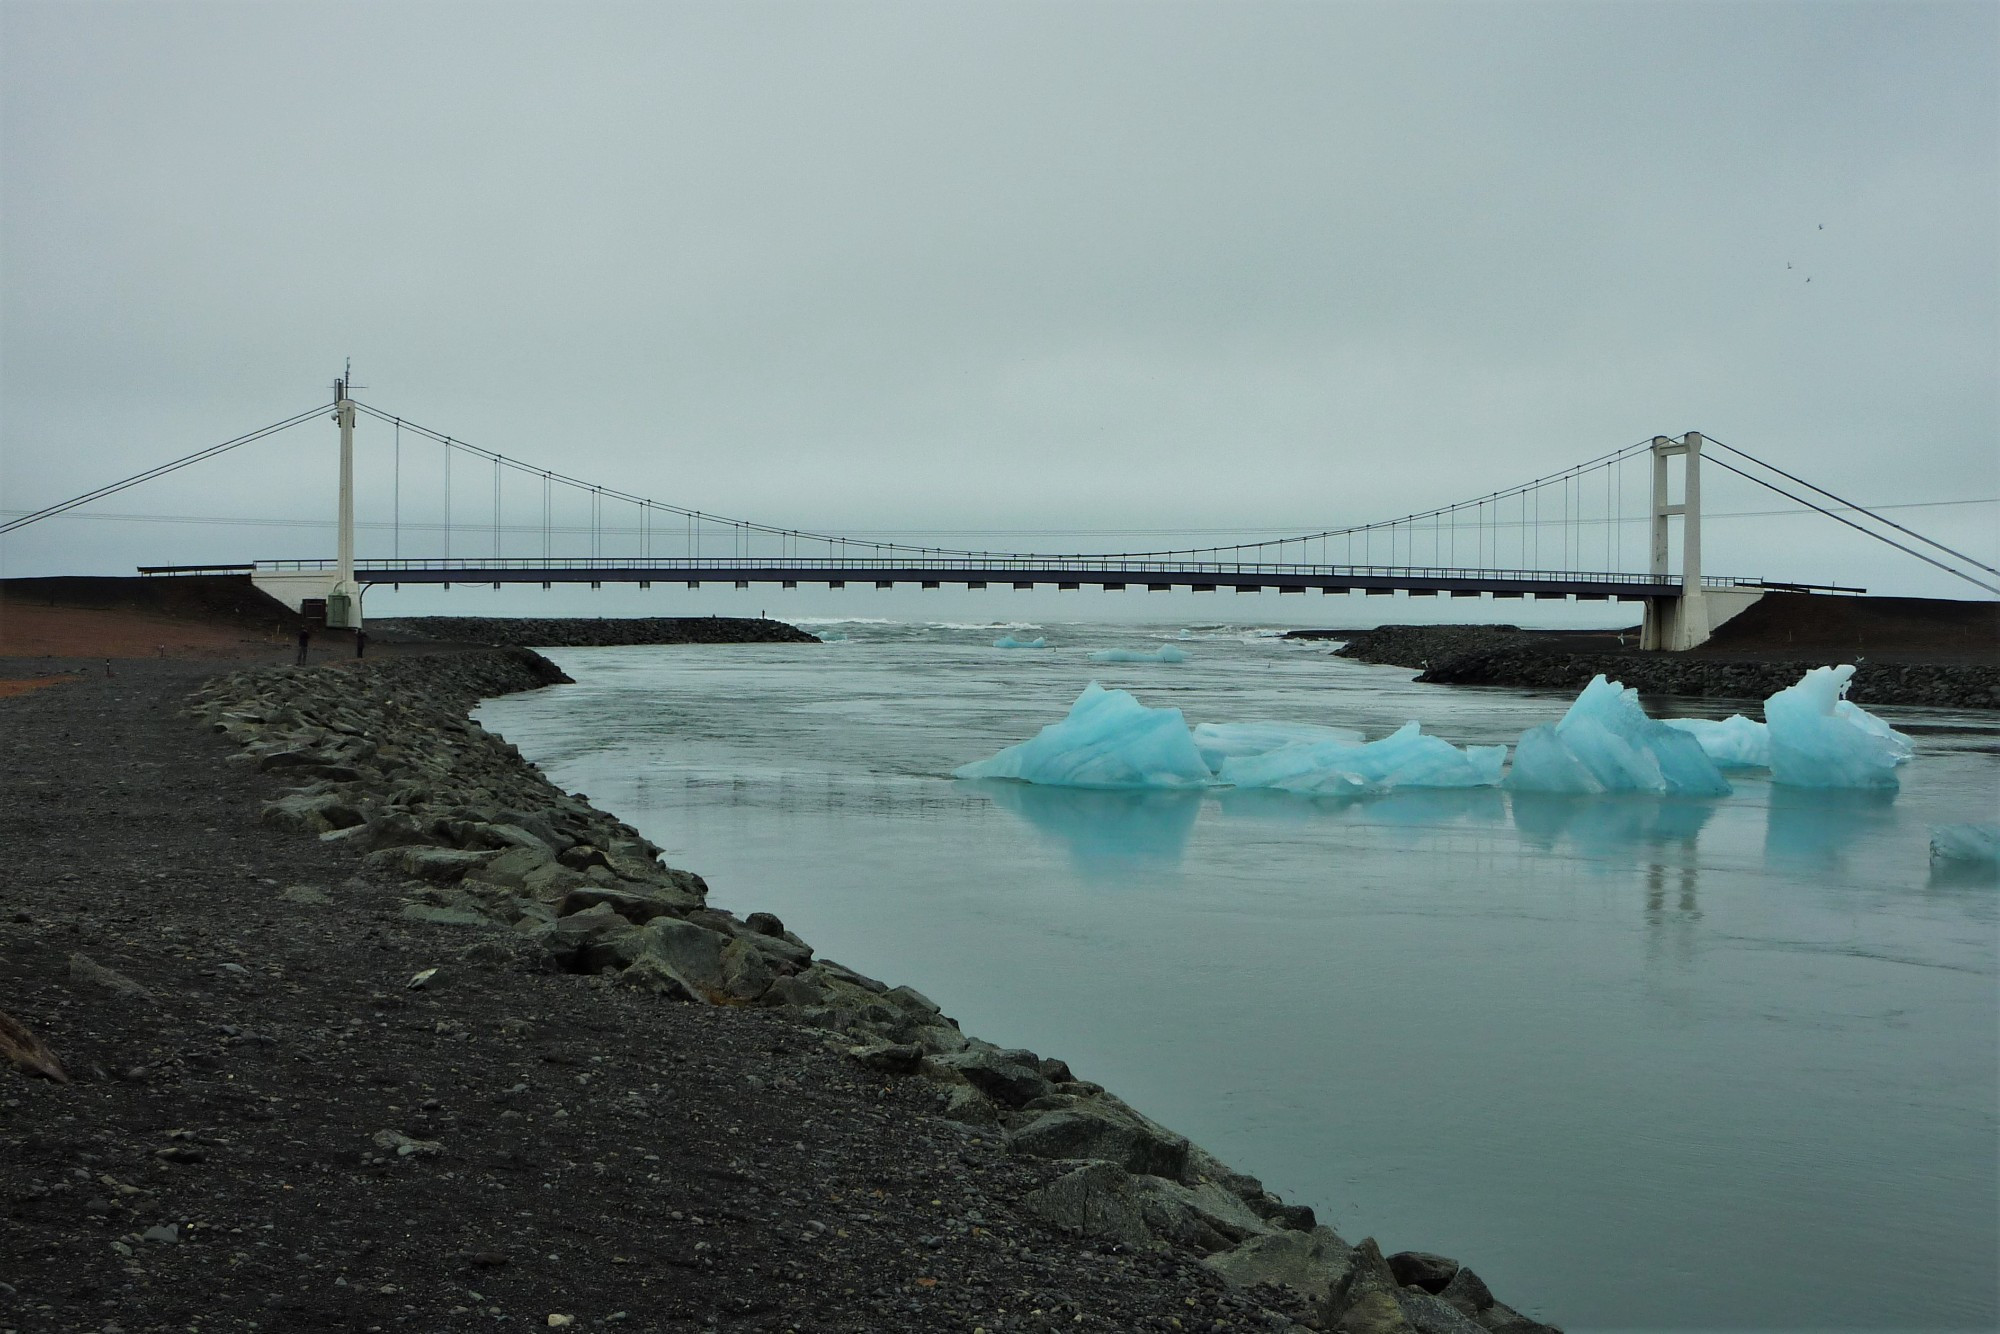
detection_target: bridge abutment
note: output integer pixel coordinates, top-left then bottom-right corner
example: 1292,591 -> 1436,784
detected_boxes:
1642,585 -> 1765,651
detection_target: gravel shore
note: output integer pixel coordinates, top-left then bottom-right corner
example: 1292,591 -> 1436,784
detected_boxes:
3,644 -> 1559,1334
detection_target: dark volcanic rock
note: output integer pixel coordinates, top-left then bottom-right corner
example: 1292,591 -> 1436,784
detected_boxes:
1419,648 -> 2000,710
1389,1248 -> 1462,1292
1334,623 -> 1999,709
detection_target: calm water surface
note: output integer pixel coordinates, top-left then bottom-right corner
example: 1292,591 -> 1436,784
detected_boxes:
477,622 -> 2000,1332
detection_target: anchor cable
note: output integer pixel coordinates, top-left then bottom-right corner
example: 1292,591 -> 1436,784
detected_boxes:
0,403 -> 335,535
1704,437 -> 1998,577
1703,454 -> 1999,595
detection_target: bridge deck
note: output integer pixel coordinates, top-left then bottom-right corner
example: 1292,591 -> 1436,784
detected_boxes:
144,558 -> 1823,601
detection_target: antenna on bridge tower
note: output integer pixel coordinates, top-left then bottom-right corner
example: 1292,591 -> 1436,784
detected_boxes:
327,361 -> 363,632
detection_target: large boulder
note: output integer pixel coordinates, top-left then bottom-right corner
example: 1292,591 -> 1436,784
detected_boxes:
523,902 -> 638,971
358,811 -> 430,852
1006,1100 -> 1190,1180
467,821 -> 555,854
718,937 -> 777,1001
1389,1251 -> 1462,1294
1397,1290 -> 1491,1334
1471,1300 -> 1562,1334
928,1046 -> 1053,1108
1204,1225 -> 1355,1303
1438,1267 -> 1495,1317
613,917 -> 730,999
1022,1161 -> 1154,1251
1129,1175 -> 1273,1253
1321,1238 -> 1412,1334
1024,1160 -> 1275,1256
365,846 -> 499,882
260,790 -> 365,835
555,884 -> 699,925
1321,1239 -> 1513,1334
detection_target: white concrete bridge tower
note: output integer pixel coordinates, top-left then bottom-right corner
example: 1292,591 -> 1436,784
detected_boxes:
1641,431 -> 1763,650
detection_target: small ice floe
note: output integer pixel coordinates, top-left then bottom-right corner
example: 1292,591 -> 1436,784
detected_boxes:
993,635 -> 1048,649
1662,714 -> 1771,769
1930,823 -> 1999,866
1506,675 -> 1731,797
1764,665 -> 1912,789
1087,645 -> 1188,664
953,682 -> 1213,789
1219,722 -> 1507,795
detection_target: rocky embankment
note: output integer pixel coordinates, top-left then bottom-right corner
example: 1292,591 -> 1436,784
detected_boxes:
185,648 -> 1559,1334
373,615 -> 820,648
1335,625 -> 2000,710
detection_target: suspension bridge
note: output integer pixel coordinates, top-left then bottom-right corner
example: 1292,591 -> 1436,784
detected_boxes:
8,373 -> 1995,650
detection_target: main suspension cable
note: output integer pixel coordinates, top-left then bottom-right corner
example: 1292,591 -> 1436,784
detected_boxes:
354,399 -> 1657,564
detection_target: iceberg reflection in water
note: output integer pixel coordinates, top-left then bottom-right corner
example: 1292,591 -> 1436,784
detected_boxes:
978,780 -> 1717,871
1763,784 -> 1899,871
970,779 -> 1203,873
1214,785 -> 1508,830
1508,791 -> 1717,857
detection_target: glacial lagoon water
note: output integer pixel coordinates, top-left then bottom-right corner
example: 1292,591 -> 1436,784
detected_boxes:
475,622 -> 2000,1332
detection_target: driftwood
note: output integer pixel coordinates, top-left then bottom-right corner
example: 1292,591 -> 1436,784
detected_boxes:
0,1007 -> 69,1083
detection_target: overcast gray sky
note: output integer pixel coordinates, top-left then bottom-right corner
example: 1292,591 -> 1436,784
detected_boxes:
2,0 -> 1994,621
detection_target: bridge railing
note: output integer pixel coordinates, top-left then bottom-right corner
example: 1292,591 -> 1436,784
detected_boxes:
232,554 -> 1790,590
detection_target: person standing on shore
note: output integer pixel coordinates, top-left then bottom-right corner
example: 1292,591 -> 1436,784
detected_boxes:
295,626 -> 311,665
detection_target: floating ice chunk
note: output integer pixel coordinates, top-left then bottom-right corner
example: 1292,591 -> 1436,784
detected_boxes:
1088,645 -> 1189,664
1220,721 -> 1507,795
1764,665 -> 1912,789
1191,721 -> 1365,772
993,636 -> 1047,649
1662,715 -> 1771,769
952,682 -> 1214,789
1930,823 -> 2000,865
1505,675 -> 1731,796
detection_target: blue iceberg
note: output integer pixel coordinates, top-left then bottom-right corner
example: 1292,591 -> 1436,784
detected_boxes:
1219,721 -> 1507,795
1662,715 -> 1771,769
993,635 -> 1047,649
1088,645 -> 1189,664
952,682 -> 1215,789
1764,665 -> 1912,789
1190,721 -> 1364,771
1930,823 -> 1999,865
1505,675 -> 1732,797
